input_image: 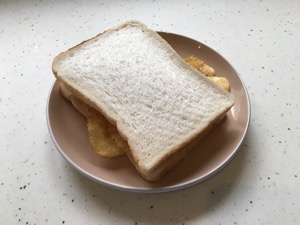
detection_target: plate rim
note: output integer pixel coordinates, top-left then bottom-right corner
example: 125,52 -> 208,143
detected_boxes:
46,32 -> 251,193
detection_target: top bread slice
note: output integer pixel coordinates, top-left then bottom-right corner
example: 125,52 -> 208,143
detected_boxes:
52,20 -> 234,181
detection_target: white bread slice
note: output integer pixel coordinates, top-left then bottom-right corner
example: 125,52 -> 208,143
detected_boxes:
52,20 -> 234,181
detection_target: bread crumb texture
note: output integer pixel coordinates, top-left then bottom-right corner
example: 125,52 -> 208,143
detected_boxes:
55,24 -> 233,168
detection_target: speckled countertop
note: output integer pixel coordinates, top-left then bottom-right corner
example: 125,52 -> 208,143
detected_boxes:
1,0 -> 299,224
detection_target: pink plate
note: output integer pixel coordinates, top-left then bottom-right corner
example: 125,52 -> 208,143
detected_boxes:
47,32 -> 250,193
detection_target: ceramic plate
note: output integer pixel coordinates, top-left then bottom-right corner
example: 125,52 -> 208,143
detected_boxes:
47,32 -> 250,193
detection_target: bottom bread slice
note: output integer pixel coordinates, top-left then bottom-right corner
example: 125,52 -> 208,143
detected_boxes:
60,82 -> 228,181
125,112 -> 227,181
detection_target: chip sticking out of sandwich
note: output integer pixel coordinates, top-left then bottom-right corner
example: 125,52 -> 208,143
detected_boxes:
52,20 -> 234,182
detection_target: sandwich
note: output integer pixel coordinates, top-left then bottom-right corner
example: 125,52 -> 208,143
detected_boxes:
52,20 -> 234,182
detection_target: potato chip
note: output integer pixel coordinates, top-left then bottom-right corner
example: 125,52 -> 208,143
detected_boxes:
184,55 -> 215,77
184,55 -> 230,91
60,84 -> 128,158
87,113 -> 128,158
208,76 -> 230,92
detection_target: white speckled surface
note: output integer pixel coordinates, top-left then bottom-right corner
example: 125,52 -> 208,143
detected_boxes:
1,0 -> 299,224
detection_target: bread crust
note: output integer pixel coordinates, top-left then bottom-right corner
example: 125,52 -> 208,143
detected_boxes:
52,20 -> 234,182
